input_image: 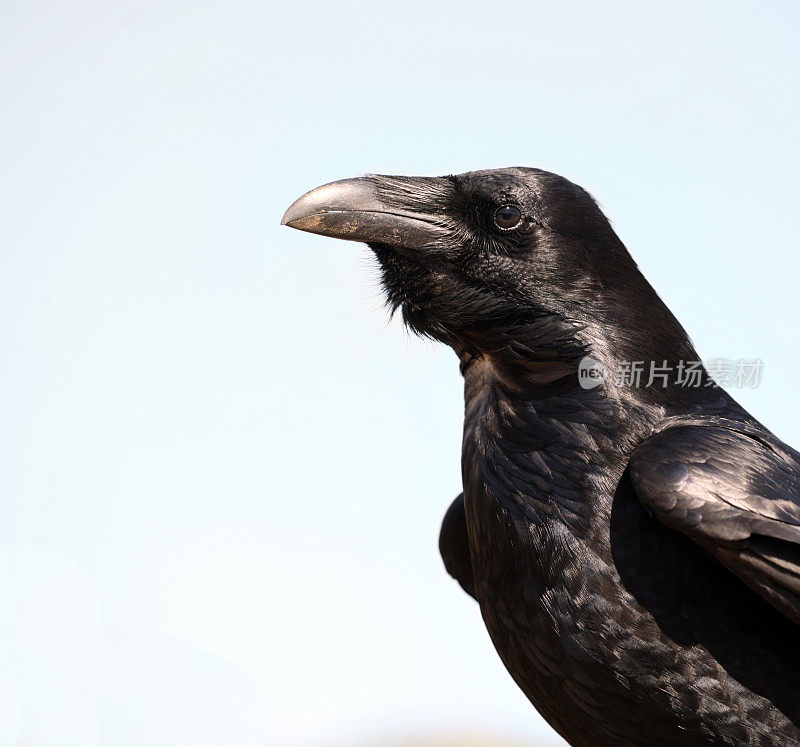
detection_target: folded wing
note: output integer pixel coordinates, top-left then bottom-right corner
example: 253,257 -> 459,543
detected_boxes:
629,424 -> 800,624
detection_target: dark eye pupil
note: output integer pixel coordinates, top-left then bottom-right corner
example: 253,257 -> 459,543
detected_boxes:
494,205 -> 522,229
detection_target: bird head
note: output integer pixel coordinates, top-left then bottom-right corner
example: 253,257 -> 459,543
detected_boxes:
282,168 -> 695,388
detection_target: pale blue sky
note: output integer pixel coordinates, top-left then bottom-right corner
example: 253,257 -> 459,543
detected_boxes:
1,2 -> 799,745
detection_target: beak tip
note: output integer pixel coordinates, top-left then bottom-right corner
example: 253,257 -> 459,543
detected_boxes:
282,178 -> 374,233
280,203 -> 301,227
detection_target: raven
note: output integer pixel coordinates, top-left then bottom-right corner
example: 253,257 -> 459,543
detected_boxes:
282,169 -> 800,745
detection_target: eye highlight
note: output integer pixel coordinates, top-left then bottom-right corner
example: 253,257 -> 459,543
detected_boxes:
494,205 -> 522,230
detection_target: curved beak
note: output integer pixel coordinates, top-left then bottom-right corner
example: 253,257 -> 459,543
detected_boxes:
281,177 -> 444,249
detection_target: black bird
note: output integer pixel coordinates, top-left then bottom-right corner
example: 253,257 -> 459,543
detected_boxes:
282,168 -> 800,745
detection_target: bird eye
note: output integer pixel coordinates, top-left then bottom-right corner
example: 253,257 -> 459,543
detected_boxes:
494,205 -> 522,230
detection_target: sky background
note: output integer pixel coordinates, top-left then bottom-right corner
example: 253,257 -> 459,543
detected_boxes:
1,1 -> 799,745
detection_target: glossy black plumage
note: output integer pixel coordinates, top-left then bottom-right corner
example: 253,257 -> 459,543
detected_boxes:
282,168 -> 800,745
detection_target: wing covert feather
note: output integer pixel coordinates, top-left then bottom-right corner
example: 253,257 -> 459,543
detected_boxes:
629,425 -> 800,624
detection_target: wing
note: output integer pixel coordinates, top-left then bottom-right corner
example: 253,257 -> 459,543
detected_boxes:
439,493 -> 476,600
629,424 -> 800,625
